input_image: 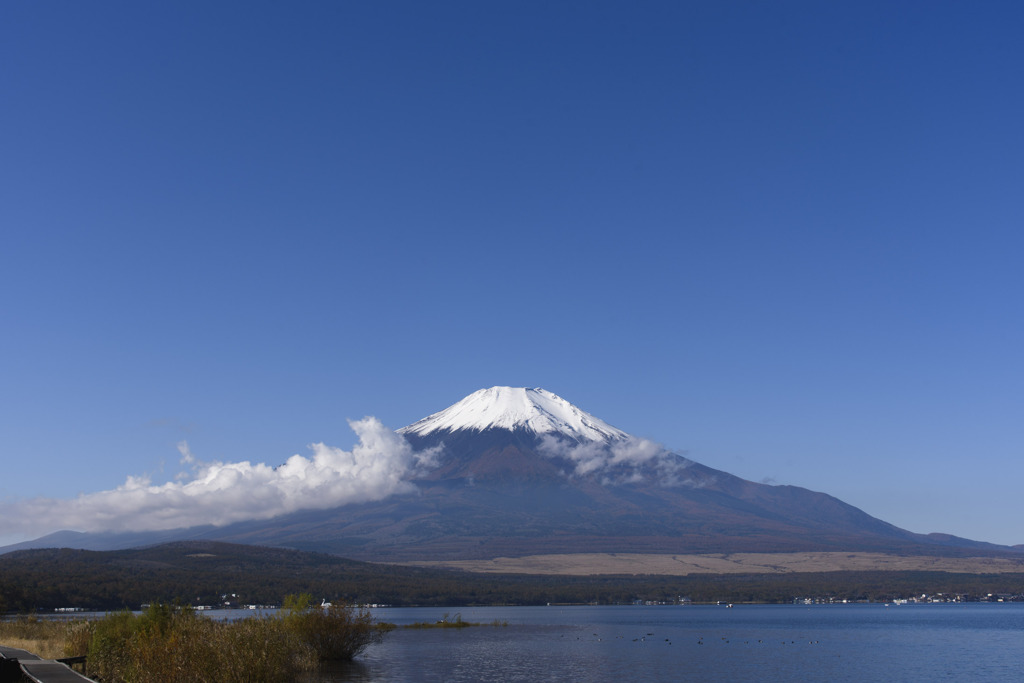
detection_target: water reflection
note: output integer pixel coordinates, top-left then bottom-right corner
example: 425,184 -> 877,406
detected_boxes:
312,604 -> 1024,683
298,660 -> 372,683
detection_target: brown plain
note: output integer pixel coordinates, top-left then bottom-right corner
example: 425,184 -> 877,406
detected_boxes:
400,552 -> 1024,576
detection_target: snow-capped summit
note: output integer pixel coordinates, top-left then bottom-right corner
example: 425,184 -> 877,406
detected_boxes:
398,387 -> 629,443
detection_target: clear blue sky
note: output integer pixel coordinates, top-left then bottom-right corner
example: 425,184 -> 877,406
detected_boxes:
2,1 -> 1022,546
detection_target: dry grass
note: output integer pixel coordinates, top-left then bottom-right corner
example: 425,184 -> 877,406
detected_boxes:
0,617 -> 90,659
0,600 -> 389,683
1,637 -> 64,659
399,552 -> 1024,576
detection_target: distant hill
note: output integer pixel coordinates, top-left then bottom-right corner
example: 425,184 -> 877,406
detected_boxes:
3,541 -> 1024,612
0,541 -> 467,611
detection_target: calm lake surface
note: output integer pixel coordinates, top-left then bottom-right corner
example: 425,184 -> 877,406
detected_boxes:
311,604 -> 1024,682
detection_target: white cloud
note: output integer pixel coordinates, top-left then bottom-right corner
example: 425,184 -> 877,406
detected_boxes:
177,440 -> 196,464
537,434 -> 698,486
0,418 -> 439,539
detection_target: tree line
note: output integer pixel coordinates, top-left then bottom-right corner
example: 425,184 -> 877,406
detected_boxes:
2,541 -> 1023,612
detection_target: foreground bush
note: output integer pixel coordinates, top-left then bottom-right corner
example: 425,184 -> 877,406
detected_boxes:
281,593 -> 393,661
86,604 -> 303,683
84,599 -> 388,683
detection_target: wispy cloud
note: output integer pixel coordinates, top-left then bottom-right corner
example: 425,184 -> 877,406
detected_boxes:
536,435 -> 698,486
1,418 -> 439,539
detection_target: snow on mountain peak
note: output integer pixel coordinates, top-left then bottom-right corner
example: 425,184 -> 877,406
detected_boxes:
398,387 -> 629,443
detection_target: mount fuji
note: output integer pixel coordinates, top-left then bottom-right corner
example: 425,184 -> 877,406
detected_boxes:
401,386 -> 630,442
5,387 -> 1011,560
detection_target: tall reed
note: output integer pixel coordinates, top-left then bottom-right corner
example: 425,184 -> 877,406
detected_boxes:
0,616 -> 91,659
81,599 -> 388,683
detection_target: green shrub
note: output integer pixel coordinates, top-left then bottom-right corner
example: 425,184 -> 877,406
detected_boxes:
87,610 -> 142,682
281,596 -> 392,661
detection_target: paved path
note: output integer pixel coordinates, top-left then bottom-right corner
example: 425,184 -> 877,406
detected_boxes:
0,645 -> 95,682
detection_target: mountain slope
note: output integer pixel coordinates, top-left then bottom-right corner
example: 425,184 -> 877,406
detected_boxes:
190,388 -> 1009,560
3,387 -> 1014,560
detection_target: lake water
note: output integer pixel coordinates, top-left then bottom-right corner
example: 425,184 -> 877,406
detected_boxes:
311,604 -> 1024,682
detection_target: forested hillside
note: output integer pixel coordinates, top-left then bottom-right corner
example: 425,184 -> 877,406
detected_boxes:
2,541 -> 1024,612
